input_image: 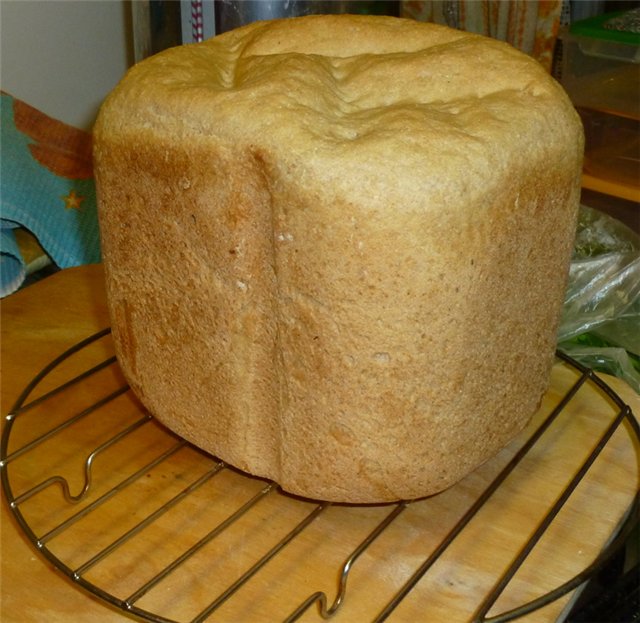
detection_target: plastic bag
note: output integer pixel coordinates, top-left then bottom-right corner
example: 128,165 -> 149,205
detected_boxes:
558,205 -> 640,393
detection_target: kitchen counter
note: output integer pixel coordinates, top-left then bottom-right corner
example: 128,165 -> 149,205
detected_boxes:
1,265 -> 124,622
1,264 -> 639,623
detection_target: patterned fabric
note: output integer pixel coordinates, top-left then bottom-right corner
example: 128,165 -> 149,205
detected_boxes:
401,0 -> 563,72
0,93 -> 100,296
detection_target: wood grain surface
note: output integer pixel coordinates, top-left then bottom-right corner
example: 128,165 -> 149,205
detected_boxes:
1,264 -> 639,623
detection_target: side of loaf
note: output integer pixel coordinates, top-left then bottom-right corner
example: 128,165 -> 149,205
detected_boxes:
93,15 -> 584,503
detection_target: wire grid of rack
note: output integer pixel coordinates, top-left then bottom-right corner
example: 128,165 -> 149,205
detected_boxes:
1,327 -> 639,623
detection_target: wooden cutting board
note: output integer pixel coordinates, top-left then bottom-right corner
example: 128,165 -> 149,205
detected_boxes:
1,264 -> 638,623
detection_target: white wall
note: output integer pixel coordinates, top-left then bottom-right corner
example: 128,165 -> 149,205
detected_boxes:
1,0 -> 133,130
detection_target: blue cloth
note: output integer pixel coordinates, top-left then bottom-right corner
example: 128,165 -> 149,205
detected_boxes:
0,222 -> 25,295
0,93 -> 101,296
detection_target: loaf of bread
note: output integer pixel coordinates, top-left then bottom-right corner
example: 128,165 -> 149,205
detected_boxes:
94,14 -> 583,503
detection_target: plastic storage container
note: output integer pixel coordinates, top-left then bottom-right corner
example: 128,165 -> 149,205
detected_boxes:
560,10 -> 640,202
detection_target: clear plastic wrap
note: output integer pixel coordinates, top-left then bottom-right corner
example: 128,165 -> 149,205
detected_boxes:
558,205 -> 640,393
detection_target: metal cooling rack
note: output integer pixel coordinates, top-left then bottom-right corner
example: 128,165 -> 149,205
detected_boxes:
1,328 -> 639,623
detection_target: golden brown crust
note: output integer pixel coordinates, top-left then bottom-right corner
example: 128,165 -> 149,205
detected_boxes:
94,14 -> 583,502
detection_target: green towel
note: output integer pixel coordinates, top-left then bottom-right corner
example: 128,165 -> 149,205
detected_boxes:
0,92 -> 101,296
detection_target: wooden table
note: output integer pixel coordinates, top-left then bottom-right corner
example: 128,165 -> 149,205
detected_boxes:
1,266 -> 123,622
2,264 -> 639,623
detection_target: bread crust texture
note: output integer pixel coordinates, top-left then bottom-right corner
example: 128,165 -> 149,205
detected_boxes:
94,14 -> 583,503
